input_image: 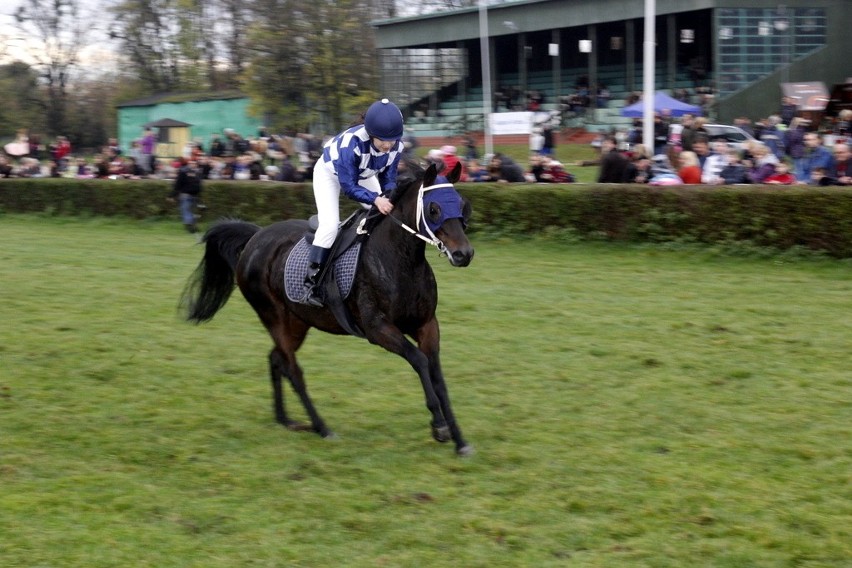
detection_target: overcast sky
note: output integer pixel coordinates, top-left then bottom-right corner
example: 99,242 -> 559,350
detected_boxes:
1,0 -> 115,71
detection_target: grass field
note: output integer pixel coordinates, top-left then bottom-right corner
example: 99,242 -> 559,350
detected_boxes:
1,215 -> 850,567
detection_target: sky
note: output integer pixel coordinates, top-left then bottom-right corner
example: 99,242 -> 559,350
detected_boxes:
0,0 -> 115,71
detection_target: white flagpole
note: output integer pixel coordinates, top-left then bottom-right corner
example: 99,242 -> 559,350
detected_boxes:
479,0 -> 494,157
642,0 -> 656,153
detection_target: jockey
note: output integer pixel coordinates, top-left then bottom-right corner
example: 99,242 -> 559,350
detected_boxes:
304,98 -> 404,305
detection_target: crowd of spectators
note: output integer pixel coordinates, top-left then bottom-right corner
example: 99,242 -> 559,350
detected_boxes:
421,142 -> 574,184
595,106 -> 851,186
0,128 -> 327,183
3,101 -> 850,187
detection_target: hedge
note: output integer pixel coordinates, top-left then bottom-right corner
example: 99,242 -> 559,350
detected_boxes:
2,178 -> 852,257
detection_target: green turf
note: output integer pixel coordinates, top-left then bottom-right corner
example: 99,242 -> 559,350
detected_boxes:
1,215 -> 849,567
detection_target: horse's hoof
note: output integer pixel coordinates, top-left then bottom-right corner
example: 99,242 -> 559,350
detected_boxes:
432,425 -> 451,443
456,444 -> 475,457
321,431 -> 338,440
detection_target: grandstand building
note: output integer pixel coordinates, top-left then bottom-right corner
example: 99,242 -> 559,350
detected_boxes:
372,0 -> 851,136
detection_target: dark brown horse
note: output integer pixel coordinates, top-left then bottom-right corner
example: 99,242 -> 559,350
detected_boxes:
181,161 -> 475,455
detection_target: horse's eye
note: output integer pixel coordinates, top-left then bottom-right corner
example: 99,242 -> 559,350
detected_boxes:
428,202 -> 442,222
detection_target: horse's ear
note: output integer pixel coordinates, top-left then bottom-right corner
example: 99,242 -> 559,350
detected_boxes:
446,161 -> 462,184
423,162 -> 438,187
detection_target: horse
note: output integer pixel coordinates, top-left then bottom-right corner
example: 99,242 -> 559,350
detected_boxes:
180,160 -> 475,455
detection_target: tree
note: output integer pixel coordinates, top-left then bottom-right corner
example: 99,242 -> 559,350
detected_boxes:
0,62 -> 46,139
243,0 -> 379,133
108,0 -> 248,94
13,0 -> 89,137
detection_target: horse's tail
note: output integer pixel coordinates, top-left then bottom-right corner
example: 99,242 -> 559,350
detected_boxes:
181,219 -> 261,323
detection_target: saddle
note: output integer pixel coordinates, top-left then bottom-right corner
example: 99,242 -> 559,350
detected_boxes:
284,208 -> 380,337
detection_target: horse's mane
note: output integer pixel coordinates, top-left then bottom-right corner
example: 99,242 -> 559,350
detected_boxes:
394,157 -> 427,201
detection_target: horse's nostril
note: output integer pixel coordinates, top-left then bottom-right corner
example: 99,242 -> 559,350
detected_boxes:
452,249 -> 474,266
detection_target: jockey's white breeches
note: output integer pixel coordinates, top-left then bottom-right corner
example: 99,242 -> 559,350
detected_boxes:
312,158 -> 380,249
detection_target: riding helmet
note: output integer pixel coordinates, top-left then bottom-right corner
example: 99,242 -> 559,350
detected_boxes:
364,99 -> 404,141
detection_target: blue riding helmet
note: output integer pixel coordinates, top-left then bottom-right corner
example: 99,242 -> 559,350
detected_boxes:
365,99 -> 404,141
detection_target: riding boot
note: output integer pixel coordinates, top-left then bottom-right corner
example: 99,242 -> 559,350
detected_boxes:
303,245 -> 330,307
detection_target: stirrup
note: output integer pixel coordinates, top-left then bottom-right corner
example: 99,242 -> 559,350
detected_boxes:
303,285 -> 324,307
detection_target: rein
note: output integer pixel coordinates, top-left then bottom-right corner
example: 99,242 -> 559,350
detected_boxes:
358,182 -> 454,257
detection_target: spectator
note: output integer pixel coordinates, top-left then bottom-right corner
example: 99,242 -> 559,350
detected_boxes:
231,154 -> 252,180
209,134 -> 226,158
701,140 -> 728,184
597,136 -> 630,183
764,160 -> 797,185
73,157 -> 94,179
648,154 -> 683,185
402,127 -> 418,158
264,165 -> 279,180
830,142 -> 852,185
716,149 -> 750,184
677,151 -> 703,184
462,134 -> 478,160
52,136 -> 72,171
692,137 -> 712,169
779,96 -> 798,126
123,156 -> 145,179
784,117 -> 809,181
810,167 -> 833,186
678,113 -> 697,152
106,137 -> 121,157
277,155 -> 300,182
834,109 -> 852,139
625,152 -> 652,184
653,113 -> 669,156
489,153 -> 526,183
800,132 -> 835,184
168,157 -> 203,234
440,145 -> 467,181
733,116 -> 755,138
541,124 -> 556,156
18,157 -> 43,177
759,115 -> 785,160
528,153 -> 546,182
531,155 -> 574,183
746,142 -> 779,183
248,152 -> 264,180
0,156 -> 13,178
425,148 -> 446,173
140,127 -> 157,173
94,154 -> 110,178
530,127 -> 544,154
466,158 -> 493,182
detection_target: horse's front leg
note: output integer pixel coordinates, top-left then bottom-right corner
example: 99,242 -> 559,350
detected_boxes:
417,318 -> 473,456
368,320 -> 471,455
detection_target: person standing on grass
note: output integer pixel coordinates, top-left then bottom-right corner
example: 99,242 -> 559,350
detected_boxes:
168,157 -> 203,234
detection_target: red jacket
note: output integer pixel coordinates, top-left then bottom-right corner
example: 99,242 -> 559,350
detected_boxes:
441,154 -> 468,182
678,165 -> 702,184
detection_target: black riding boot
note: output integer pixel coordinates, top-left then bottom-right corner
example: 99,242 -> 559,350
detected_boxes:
303,245 -> 330,307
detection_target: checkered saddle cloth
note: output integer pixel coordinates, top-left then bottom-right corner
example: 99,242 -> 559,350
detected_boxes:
284,237 -> 362,304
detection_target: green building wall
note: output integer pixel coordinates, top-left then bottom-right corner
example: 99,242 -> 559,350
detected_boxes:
117,97 -> 259,155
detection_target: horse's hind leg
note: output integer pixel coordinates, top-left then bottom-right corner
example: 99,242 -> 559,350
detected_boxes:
282,352 -> 333,438
269,348 -> 304,430
269,326 -> 333,438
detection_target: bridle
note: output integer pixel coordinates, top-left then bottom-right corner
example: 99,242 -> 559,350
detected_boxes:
358,182 -> 456,257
